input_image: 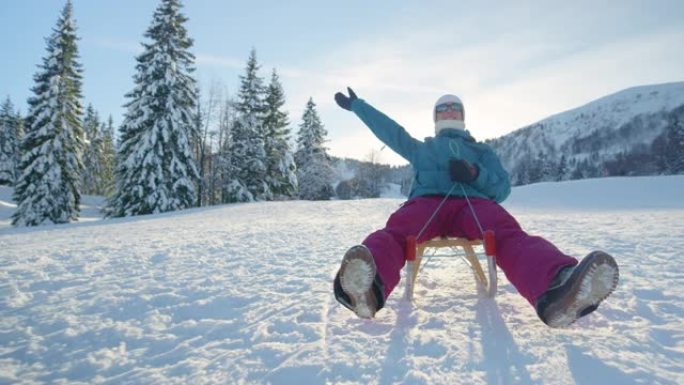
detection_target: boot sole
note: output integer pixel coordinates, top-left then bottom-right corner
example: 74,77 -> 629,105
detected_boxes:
339,246 -> 378,319
544,251 -> 619,328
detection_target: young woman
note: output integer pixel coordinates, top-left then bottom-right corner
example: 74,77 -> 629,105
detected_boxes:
332,87 -> 619,328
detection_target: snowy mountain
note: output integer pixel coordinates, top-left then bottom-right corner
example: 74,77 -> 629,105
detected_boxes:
488,82 -> 684,185
1,176 -> 683,384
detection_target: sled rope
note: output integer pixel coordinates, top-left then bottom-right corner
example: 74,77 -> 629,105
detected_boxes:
415,183 -> 484,274
413,140 -> 495,271
449,138 -> 484,237
405,140 -> 498,292
458,176 -> 496,259
415,183 -> 458,241
460,185 -> 485,236
414,186 -> 454,274
415,136 -> 486,243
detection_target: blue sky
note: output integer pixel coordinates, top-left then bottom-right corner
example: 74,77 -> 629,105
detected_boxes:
2,0 -> 683,165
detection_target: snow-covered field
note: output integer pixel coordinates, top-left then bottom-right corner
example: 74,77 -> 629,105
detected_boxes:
1,176 -> 683,384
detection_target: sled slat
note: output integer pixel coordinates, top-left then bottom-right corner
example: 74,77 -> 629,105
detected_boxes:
404,237 -> 497,301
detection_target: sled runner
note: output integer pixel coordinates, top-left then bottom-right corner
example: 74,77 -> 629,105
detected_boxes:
404,232 -> 497,301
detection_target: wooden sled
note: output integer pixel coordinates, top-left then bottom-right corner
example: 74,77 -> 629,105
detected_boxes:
404,234 -> 498,301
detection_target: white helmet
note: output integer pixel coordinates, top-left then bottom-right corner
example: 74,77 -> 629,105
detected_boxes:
434,94 -> 465,134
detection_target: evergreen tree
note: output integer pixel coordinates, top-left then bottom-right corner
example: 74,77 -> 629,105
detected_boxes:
15,111 -> 25,172
226,49 -> 268,202
99,115 -> 116,195
335,179 -> 354,200
556,154 -> 568,181
570,160 -> 587,180
80,107 -> 116,195
12,1 -> 84,226
81,104 -> 102,194
538,152 -> 555,182
664,115 -> 684,174
652,132 -> 669,173
108,0 -> 199,217
263,69 -> 297,199
295,98 -> 333,200
0,97 -> 21,185
512,155 -> 530,186
518,153 -> 541,185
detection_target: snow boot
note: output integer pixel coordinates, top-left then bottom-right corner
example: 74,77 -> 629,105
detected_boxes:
334,245 -> 385,319
536,250 -> 619,328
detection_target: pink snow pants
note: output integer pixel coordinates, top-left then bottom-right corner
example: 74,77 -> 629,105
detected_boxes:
363,196 -> 578,305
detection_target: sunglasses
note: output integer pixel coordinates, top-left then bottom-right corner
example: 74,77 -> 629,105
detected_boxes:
435,102 -> 463,113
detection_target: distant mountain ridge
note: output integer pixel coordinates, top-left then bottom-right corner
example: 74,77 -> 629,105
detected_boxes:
487,82 -> 684,185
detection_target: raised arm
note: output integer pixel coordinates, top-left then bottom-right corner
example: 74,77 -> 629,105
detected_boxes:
335,87 -> 420,162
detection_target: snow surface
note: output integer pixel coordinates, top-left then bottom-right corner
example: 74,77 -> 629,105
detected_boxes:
1,176 -> 683,384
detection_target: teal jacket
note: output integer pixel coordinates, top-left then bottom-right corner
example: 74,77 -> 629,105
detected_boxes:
351,99 -> 511,203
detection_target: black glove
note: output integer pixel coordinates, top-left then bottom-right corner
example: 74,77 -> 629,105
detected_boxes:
449,158 -> 479,183
334,87 -> 358,111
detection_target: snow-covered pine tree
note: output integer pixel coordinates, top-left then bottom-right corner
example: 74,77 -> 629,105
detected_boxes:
539,152 -> 556,182
556,154 -> 568,181
81,105 -> 102,194
665,114 -> 684,174
295,98 -> 334,200
12,1 -> 84,226
107,0 -> 200,217
0,97 -> 21,186
225,49 -> 268,202
99,116 -> 116,195
79,108 -> 115,196
263,69 -> 297,199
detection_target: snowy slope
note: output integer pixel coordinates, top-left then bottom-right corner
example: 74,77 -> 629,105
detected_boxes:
1,176 -> 683,384
522,82 -> 684,147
